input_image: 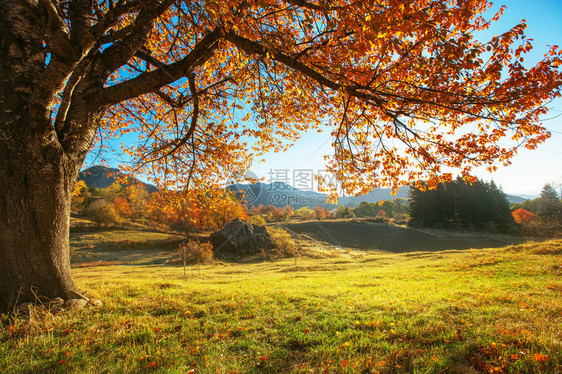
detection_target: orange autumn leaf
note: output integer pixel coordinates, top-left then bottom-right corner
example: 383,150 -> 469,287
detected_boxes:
146,360 -> 158,369
533,353 -> 549,362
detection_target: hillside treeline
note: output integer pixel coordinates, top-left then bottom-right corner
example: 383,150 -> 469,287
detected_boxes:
71,181 -> 249,233
72,175 -> 561,238
510,184 -> 562,237
408,178 -> 514,231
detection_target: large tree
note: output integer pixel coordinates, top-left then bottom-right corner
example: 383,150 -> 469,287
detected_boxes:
0,0 -> 560,311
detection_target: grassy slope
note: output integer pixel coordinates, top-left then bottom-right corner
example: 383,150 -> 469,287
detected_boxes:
70,229 -> 184,265
1,240 -> 561,373
282,220 -> 519,252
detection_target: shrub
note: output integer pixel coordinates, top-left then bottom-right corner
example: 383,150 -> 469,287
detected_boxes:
295,207 -> 315,220
177,240 -> 214,266
113,197 -> 132,218
334,206 -> 355,218
368,216 -> 389,224
249,215 -> 266,226
268,228 -> 298,258
512,208 -> 535,224
86,199 -> 120,226
518,221 -> 562,238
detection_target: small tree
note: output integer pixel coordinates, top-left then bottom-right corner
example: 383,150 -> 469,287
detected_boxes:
87,199 -> 120,227
113,197 -> 132,218
283,206 -> 294,221
126,185 -> 151,221
256,205 -> 284,222
334,206 -> 355,219
512,208 -> 535,224
295,207 -> 315,220
177,240 -> 214,279
314,206 -> 333,220
71,180 -> 90,213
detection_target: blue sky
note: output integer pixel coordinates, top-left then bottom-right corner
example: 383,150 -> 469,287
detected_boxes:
89,1 -> 562,197
250,0 -> 562,196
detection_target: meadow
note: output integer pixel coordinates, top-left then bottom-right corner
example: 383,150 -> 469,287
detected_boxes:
0,228 -> 560,373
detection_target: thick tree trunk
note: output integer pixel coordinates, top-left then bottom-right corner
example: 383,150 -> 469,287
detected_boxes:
0,0 -> 101,312
0,0 -> 94,313
0,128 -> 81,312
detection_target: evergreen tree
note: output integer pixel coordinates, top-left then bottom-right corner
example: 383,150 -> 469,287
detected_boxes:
537,184 -> 561,224
408,183 -> 427,226
488,181 -> 514,225
409,178 -> 514,229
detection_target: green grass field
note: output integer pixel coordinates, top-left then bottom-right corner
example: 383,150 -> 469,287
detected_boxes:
1,233 -> 560,373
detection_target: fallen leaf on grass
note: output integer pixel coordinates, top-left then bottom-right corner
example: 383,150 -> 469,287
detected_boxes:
146,361 -> 158,369
533,353 -> 548,362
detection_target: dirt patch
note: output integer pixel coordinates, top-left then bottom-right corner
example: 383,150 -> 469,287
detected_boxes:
283,221 -> 514,252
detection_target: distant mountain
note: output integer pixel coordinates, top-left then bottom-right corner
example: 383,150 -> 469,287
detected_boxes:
227,182 -> 336,209
337,186 -> 410,207
227,182 -> 411,209
78,166 -> 530,208
339,186 -> 529,207
519,194 -> 539,201
78,165 -> 158,193
505,194 -> 527,204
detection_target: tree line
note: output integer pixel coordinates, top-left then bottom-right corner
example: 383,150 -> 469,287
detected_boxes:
74,177 -> 531,235
510,184 -> 562,236
71,181 -> 249,234
407,178 -> 514,231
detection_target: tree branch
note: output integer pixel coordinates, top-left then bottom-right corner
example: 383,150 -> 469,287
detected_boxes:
90,0 -> 174,84
89,0 -> 145,38
223,32 -> 385,107
54,55 -> 94,136
144,74 -> 201,164
39,0 -> 76,59
99,29 -> 222,106
283,0 -> 333,11
68,0 -> 94,45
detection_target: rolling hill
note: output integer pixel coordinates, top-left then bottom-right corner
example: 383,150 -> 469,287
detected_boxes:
79,165 -> 530,208
78,165 -> 158,192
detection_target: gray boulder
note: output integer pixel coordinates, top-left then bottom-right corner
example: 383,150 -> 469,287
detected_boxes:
210,219 -> 275,257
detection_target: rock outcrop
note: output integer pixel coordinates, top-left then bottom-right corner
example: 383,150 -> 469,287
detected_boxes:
209,219 -> 275,258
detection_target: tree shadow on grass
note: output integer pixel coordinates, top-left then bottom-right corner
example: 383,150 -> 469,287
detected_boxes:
284,220 -> 520,253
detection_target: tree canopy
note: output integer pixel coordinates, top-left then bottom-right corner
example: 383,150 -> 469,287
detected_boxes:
24,0 -> 559,193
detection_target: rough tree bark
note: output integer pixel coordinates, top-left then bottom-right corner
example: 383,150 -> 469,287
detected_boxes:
0,133 -> 78,311
0,0 -> 207,312
0,0 -> 96,311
